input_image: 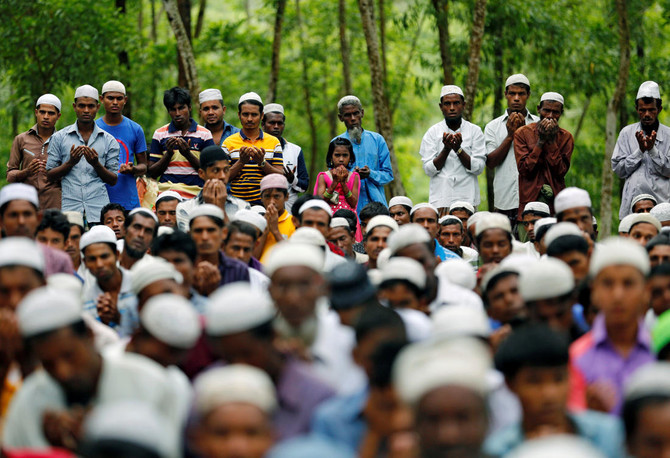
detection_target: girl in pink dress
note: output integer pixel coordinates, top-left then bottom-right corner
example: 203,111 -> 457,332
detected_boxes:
314,137 -> 360,217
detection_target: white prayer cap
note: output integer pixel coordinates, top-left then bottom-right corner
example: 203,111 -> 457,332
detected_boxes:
393,337 -> 491,406
589,236 -> 650,278
205,282 -> 276,336
63,211 -> 84,228
337,95 -> 362,111
101,80 -> 126,95
194,365 -> 277,416
387,224 -> 431,256
36,93 -> 61,112
366,215 -> 399,235
299,199 -> 333,217
544,222 -> 584,249
505,73 -> 530,88
251,205 -> 266,215
435,258 -> 476,290
540,91 -> 565,105
130,256 -> 183,296
389,196 -> 413,208
651,202 -> 670,223
440,85 -> 464,99
629,213 -> 662,233
74,84 -> 99,100
618,213 -> 638,233
80,225 -> 117,253
290,227 -> 327,247
519,257 -> 574,301
140,294 -> 200,349
238,92 -> 263,105
199,88 -> 223,104
432,304 -> 491,340
330,217 -> 351,229
481,263 -> 519,294
449,201 -> 475,215
410,202 -> 439,217
508,435 -> 605,458
189,204 -> 224,224
232,209 -> 267,233
47,274 -> 83,296
155,190 -> 184,204
129,206 -> 158,224
0,237 -> 45,273
376,248 -> 392,269
263,103 -> 284,115
554,187 -> 592,214
0,183 -> 39,209
592,215 -> 598,225
397,308 -> 432,342
636,81 -> 661,100
534,217 -> 557,237
475,213 -> 512,237
83,401 -> 172,458
380,257 -> 426,289
631,193 -> 657,212
624,362 -> 670,401
17,287 -> 82,337
438,215 -> 463,227
523,201 -> 550,215
265,242 -> 324,276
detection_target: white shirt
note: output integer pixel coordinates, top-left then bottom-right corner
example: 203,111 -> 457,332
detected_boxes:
282,140 -> 305,211
484,110 -> 539,210
324,249 -> 347,272
419,119 -> 486,208
249,267 -> 270,291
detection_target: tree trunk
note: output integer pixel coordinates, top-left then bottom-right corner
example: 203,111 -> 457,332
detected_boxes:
116,0 -> 132,118
600,0 -> 630,236
487,36 -> 503,211
431,0 -> 453,85
462,0 -> 487,121
573,96 -> 591,144
338,0 -> 353,95
194,0 -> 206,38
389,9 -> 426,115
151,0 -> 158,41
357,0 -> 405,196
175,0 -> 192,89
377,0 -> 387,83
164,0 -> 199,99
267,0 -> 287,103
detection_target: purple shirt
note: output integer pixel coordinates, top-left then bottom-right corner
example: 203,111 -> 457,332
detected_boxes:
40,243 -> 74,277
217,251 -> 250,286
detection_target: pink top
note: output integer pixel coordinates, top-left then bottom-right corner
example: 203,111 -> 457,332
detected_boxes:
314,170 -> 362,241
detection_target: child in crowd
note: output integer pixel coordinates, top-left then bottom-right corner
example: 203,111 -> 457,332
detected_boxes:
315,137 -> 360,217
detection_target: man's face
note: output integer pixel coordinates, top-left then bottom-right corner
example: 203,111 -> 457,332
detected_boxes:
101,92 -> 126,116
191,217 -> 224,256
537,101 -> 563,122
83,243 -> 119,283
521,213 -> 542,242
36,227 -> 65,251
238,103 -> 261,131
637,99 -> 661,128
389,205 -> 411,225
199,160 -> 231,183
378,282 -> 422,312
559,207 -> 593,236
1,200 -> 40,238
338,105 -> 364,130
592,265 -> 648,327
505,85 -> 529,112
633,199 -> 655,213
269,266 -> 323,328
528,297 -> 573,335
103,209 -> 126,240
486,274 -> 525,324
554,250 -> 590,284
156,200 -> 178,228
364,226 -> 393,262
300,209 -> 330,238
648,274 -> 670,318
223,231 -> 255,265
125,215 -> 157,256
199,100 -> 225,126
478,229 -> 511,264
261,189 -> 287,215
65,225 -> 82,265
34,104 -> 60,130
416,385 -> 488,458
629,223 -> 658,247
0,266 -> 44,310
262,112 -> 285,138
366,386 -> 412,438
168,102 -> 191,128
328,226 -> 354,257
627,400 -> 670,458
508,366 -> 569,426
73,97 -> 99,124
412,208 -> 439,239
649,244 -> 670,267
157,250 -> 194,289
438,224 -> 463,252
439,94 -> 465,122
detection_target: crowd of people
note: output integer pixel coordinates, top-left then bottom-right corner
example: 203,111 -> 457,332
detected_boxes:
1,74 -> 670,457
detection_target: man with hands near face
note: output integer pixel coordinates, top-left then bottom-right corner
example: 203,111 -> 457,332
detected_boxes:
47,85 -> 119,224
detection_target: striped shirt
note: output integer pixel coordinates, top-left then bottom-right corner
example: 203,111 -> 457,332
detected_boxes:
222,130 -> 283,204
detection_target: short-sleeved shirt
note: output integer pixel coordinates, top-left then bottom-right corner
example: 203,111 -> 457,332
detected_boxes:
223,130 -> 283,204
46,122 -> 119,223
213,120 -> 240,146
96,117 -> 147,210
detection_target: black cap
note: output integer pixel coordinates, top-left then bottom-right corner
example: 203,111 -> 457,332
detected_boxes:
328,261 -> 376,310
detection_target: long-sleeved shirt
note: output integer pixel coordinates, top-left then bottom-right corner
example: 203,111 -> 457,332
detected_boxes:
419,119 -> 486,208
611,122 -> 670,219
334,130 -> 394,212
280,137 -> 309,211
485,111 -> 540,211
513,123 -> 574,219
7,125 -> 62,210
46,122 -> 119,223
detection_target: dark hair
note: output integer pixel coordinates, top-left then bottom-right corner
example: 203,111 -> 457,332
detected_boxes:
226,220 -> 259,243
506,83 -> 530,94
556,206 -> 594,222
326,137 -> 356,170
26,319 -> 88,349
262,111 -> 285,123
238,99 -> 263,113
291,196 -> 331,224
546,235 -> 589,257
650,263 -> 670,278
623,395 -> 670,439
80,439 -> 161,458
369,340 -> 408,388
379,279 -> 425,300
521,209 -> 550,219
155,197 -> 179,209
163,87 -> 191,110
36,209 -> 70,241
494,323 -> 569,379
101,203 -> 127,223
354,304 -> 407,343
647,233 -> 670,252
534,222 -> 555,243
538,99 -> 565,111
0,200 -> 38,217
189,214 -> 224,229
199,145 -> 231,171
359,202 -> 390,224
332,209 -> 358,233
151,231 -> 197,263
248,319 -> 275,341
124,210 -> 158,237
449,205 -> 473,217
636,96 -> 662,110
476,229 -> 513,249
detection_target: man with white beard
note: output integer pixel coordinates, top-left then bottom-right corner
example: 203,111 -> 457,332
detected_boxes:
334,96 -> 394,213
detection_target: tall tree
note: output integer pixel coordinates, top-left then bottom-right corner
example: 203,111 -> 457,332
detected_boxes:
267,0 -> 288,103
378,0 -> 387,82
164,0 -> 199,98
175,0 -> 192,89
462,0 -> 487,120
194,0 -> 206,38
431,0 -> 453,85
338,0 -> 353,95
116,0 -> 132,118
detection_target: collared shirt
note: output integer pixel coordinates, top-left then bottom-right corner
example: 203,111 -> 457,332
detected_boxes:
46,122 -> 119,223
280,137 -> 310,210
216,250 -> 250,286
570,314 -> 655,414
311,387 -> 368,453
7,125 -> 61,209
612,122 -> 670,219
175,190 -> 250,232
335,130 -> 394,212
514,123 -> 574,219
214,120 -> 241,146
82,267 -> 139,338
419,119 -> 486,208
223,130 -> 283,204
260,209 -> 296,263
485,110 -> 540,211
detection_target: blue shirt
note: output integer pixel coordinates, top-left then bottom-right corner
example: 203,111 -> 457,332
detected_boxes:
96,117 -> 147,210
311,387 -> 368,453
434,239 -> 459,261
46,122 -> 119,223
334,130 -> 393,212
215,120 -> 241,146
